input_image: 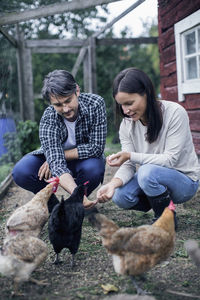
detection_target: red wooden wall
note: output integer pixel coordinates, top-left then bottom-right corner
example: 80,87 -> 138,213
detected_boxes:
158,0 -> 200,155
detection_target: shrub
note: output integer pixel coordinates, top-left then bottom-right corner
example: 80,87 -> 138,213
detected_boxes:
16,120 -> 40,155
0,164 -> 12,183
0,120 -> 40,166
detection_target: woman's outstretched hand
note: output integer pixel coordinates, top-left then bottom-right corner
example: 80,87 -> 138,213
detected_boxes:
97,178 -> 123,203
97,183 -> 115,203
107,151 -> 131,167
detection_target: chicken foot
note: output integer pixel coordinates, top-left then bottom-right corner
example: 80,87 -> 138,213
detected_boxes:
71,254 -> 76,268
30,278 -> 49,286
53,253 -> 62,264
130,275 -> 148,295
11,282 -> 25,297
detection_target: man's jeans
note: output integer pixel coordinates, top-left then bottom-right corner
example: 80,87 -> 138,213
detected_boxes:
113,164 -> 199,209
12,154 -> 105,197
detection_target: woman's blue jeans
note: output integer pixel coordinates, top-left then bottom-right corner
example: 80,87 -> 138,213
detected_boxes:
12,154 -> 105,197
113,164 -> 199,209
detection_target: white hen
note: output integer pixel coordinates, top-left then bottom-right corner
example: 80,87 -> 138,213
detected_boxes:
0,233 -> 48,295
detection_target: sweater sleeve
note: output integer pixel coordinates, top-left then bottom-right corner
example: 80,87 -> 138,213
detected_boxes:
114,120 -> 136,185
130,105 -> 190,167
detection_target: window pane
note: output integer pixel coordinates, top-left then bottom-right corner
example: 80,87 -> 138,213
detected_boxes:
198,29 -> 200,51
185,31 -> 196,54
186,57 -> 197,79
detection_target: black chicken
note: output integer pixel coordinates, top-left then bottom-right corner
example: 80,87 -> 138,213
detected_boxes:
48,182 -> 88,267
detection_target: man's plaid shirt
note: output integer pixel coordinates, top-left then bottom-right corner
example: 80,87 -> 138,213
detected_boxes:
32,93 -> 107,177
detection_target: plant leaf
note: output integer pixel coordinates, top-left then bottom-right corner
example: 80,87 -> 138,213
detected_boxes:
101,283 -> 118,294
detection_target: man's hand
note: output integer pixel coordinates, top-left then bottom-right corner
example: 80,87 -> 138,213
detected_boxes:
38,161 -> 51,180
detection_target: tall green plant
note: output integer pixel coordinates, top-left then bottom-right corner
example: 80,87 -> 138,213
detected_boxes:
17,120 -> 40,155
0,120 -> 40,167
0,132 -> 21,165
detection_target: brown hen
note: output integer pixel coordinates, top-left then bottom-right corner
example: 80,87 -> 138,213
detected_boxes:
89,201 -> 176,294
6,177 -> 59,238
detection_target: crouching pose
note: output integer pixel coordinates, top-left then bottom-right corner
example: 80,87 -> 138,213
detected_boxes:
97,68 -> 200,228
13,70 -> 107,212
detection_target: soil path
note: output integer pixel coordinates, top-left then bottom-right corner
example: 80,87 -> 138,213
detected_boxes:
0,165 -> 200,300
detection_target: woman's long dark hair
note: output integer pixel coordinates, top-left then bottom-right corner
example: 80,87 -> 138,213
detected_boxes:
112,67 -> 162,143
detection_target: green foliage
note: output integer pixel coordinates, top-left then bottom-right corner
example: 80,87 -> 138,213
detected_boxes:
105,136 -> 121,157
0,132 -> 21,165
0,164 -> 12,183
16,120 -> 40,155
0,120 -> 39,168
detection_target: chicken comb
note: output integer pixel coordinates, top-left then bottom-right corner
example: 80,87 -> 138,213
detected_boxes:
46,177 -> 59,184
83,181 -> 89,196
168,200 -> 175,211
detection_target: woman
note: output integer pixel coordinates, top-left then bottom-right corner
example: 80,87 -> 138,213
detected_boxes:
97,68 -> 200,227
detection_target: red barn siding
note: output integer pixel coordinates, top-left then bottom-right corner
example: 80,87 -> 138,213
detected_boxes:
158,0 -> 200,154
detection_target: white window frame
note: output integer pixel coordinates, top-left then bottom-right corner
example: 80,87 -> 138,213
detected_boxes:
174,9 -> 200,101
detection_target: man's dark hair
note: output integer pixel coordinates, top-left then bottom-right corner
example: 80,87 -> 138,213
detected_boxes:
112,67 -> 163,143
42,70 -> 77,102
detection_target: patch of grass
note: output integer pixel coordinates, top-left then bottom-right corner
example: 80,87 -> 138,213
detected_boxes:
174,248 -> 188,258
105,136 -> 121,157
0,164 -> 12,184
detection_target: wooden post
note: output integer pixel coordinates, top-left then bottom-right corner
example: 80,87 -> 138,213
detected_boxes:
16,28 -> 34,121
23,47 -> 34,121
16,26 -> 24,121
88,37 -> 97,93
83,49 -> 89,92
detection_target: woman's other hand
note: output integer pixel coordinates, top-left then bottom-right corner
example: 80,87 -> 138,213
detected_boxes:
107,151 -> 130,167
38,161 -> 52,180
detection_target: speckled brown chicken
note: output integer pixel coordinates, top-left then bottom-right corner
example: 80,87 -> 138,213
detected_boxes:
89,201 -> 176,294
5,177 -> 59,238
0,233 -> 48,295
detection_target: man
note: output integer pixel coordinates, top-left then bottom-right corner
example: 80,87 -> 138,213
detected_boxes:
13,70 -> 107,212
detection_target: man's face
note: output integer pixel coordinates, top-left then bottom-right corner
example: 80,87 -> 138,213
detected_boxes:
50,88 -> 80,122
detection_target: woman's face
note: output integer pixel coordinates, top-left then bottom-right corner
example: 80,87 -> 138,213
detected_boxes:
115,92 -> 147,125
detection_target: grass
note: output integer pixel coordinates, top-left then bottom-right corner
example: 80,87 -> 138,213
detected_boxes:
0,164 -> 12,184
104,136 -> 121,156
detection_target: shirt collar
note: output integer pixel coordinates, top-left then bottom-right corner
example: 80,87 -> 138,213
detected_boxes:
76,97 -> 88,122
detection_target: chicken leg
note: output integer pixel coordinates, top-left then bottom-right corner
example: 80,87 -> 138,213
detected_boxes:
130,275 -> 148,295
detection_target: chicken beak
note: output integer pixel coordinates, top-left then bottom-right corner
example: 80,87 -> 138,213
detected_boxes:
52,184 -> 58,193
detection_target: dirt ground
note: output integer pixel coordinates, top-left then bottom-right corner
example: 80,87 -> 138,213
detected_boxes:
0,165 -> 200,300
